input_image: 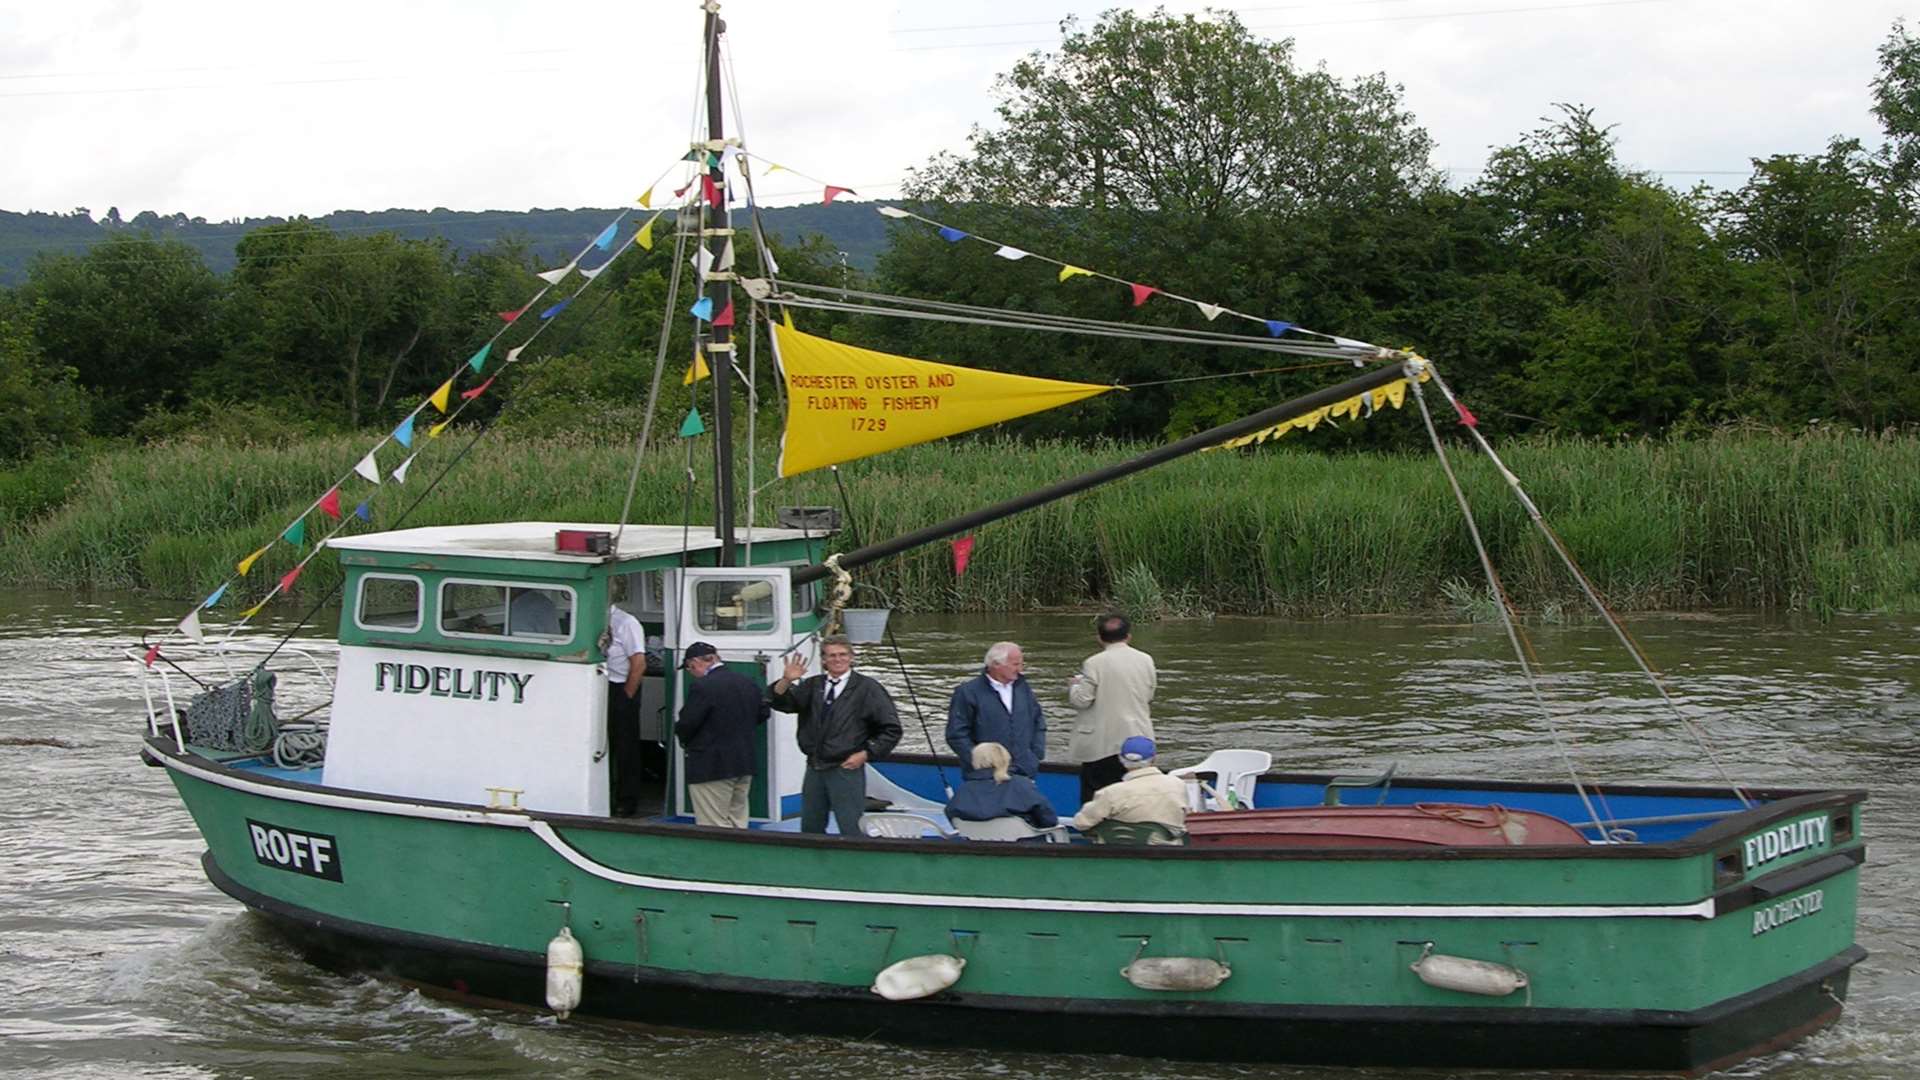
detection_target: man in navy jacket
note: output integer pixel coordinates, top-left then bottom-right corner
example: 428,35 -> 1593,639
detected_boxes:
945,641 -> 1046,779
675,641 -> 771,828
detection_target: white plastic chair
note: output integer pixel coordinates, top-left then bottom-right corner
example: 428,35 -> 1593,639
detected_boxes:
951,817 -> 1070,844
861,812 -> 954,839
1167,749 -> 1272,812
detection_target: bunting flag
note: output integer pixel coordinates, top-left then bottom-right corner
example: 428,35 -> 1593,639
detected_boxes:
536,261 -> 576,285
764,162 -> 785,175
822,185 -> 854,204
993,246 -> 1029,261
877,205 -> 910,218
240,598 -> 269,619
637,187 -> 653,208
143,642 -> 161,667
318,487 -> 342,520
691,245 -> 714,280
279,565 -> 303,594
354,450 -> 381,485
1059,265 -> 1092,282
716,238 -> 735,271
702,174 -> 723,208
1454,399 -> 1479,428
354,501 -> 373,523
506,344 -> 528,364
636,215 -> 656,250
203,582 -> 228,609
1130,283 -> 1159,307
393,414 -> 416,448
679,408 -> 706,437
580,264 -> 607,281
283,518 -> 307,547
1212,369 -> 1429,451
499,307 -> 526,323
461,375 -> 497,400
772,322 -> 1114,477
593,222 -> 617,250
236,544 -> 271,577
429,379 -> 453,414
712,300 -> 735,327
1265,320 -> 1294,338
540,298 -> 572,320
938,226 -> 968,243
684,349 -> 711,385
673,182 -> 691,198
763,246 -> 780,274
689,296 -> 714,321
429,420 -> 450,439
682,148 -> 704,162
392,454 -> 416,484
468,342 -> 492,373
952,536 -> 975,577
1197,303 -> 1226,321
178,609 -> 205,644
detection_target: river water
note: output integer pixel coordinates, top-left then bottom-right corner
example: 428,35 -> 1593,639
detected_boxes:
3,587 -> 1917,1079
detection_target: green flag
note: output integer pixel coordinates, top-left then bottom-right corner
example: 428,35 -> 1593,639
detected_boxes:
283,517 -> 307,547
679,409 -> 706,437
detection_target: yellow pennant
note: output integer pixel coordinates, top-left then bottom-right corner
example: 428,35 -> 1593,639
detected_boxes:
236,544 -> 272,576
1058,265 -> 1093,283
683,348 -> 711,385
429,420 -> 449,438
637,186 -> 653,209
764,162 -> 784,175
240,599 -> 269,619
636,214 -> 656,251
429,379 -> 453,414
1211,370 -> 1428,451
772,323 -> 1114,477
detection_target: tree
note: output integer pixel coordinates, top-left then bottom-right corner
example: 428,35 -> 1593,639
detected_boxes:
0,297 -> 90,460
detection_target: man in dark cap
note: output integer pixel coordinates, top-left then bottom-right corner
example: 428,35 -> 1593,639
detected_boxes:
675,641 -> 770,828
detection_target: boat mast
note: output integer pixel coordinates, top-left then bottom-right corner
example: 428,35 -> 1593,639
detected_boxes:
702,0 -> 737,565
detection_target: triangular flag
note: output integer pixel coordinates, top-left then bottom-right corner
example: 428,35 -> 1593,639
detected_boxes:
143,643 -> 160,667
679,408 -> 706,437
203,582 -> 228,609
593,223 -> 617,250
353,501 -> 372,522
993,246 -> 1028,260
1265,320 -> 1293,337
682,149 -> 704,162
823,185 -> 854,204
468,342 -> 492,373
460,376 -> 497,400
765,162 -> 785,174
541,298 -> 572,320
716,238 -> 735,271
279,565 -> 303,594
506,344 -> 527,364
239,599 -> 269,619
764,246 -> 780,274
236,544 -> 271,576
429,379 -> 453,414
877,206 -> 911,219
673,182 -> 691,198
691,245 -> 714,280
1196,302 -> 1225,321
318,487 -> 342,520
1129,283 -> 1159,307
952,536 -> 975,577
637,187 -> 653,208
392,454 -> 416,484
498,307 -> 526,323
1454,400 -> 1479,428
937,226 -> 968,243
684,350 -> 711,385
580,264 -> 606,281
636,215 -> 656,250
393,414 -> 415,448
178,609 -> 204,643
702,175 -> 723,208
354,450 -> 380,484
429,420 -> 449,439
712,300 -> 735,327
283,518 -> 307,547
1059,265 -> 1092,282
690,296 -> 714,321
536,261 -> 575,285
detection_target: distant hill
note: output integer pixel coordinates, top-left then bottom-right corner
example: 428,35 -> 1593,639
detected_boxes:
0,202 -> 895,285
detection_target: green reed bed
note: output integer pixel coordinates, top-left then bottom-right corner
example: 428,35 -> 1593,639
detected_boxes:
2,430 -> 1917,617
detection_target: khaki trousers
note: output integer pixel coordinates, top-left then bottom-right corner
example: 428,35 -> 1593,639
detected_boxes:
688,775 -> 752,828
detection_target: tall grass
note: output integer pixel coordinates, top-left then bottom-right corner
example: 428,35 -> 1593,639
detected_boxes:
3,429 -> 1917,617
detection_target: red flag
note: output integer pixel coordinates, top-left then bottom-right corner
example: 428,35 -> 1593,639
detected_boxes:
498,307 -> 525,323
712,300 -> 735,327
952,536 -> 975,577
702,175 -> 723,208
143,642 -> 161,667
1454,400 -> 1479,428
279,565 -> 303,593
317,487 -> 342,520
673,182 -> 691,198
460,375 -> 497,401
1129,283 -> 1159,307
823,185 -> 854,204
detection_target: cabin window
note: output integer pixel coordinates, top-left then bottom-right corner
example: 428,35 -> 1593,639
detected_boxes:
693,577 -> 778,633
618,570 -> 667,619
356,574 -> 422,632
440,580 -> 576,642
791,579 -> 817,616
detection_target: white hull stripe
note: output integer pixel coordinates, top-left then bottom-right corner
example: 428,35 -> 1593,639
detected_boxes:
160,751 -> 1717,921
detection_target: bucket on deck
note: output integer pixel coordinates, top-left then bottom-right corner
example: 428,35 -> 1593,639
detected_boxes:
840,608 -> 891,643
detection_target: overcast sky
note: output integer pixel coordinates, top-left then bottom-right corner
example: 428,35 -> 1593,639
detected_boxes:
1,0 -> 1909,221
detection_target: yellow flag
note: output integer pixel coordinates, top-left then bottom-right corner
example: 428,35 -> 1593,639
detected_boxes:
772,323 -> 1113,477
236,544 -> 272,576
765,162 -> 784,174
637,186 -> 653,208
429,379 -> 453,414
636,214 -> 656,251
683,348 -> 711,385
240,599 -> 269,619
1212,373 -> 1426,451
1058,265 -> 1092,282
429,420 -> 449,438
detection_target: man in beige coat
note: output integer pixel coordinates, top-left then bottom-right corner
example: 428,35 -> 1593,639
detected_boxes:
1066,613 -> 1157,804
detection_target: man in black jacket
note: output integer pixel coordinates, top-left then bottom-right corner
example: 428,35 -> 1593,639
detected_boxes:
675,642 -> 771,828
767,635 -> 902,836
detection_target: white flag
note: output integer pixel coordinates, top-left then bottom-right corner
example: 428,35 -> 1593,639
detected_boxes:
993,246 -> 1028,260
716,238 -> 735,271
354,450 -> 381,485
1197,303 -> 1226,321
506,344 -> 527,364
580,265 -> 605,281
690,245 -> 714,280
764,247 -> 780,274
877,206 -> 911,219
178,609 -> 205,643
536,261 -> 576,285
392,454 -> 417,484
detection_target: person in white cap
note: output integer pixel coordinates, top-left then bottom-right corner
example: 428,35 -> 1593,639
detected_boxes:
1070,735 -> 1187,835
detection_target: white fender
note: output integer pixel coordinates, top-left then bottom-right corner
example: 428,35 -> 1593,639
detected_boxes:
1122,957 -> 1232,992
872,954 -> 965,1001
545,926 -> 584,1018
1410,943 -> 1528,997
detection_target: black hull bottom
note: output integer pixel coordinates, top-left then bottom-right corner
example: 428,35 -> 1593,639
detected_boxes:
206,853 -> 1858,1075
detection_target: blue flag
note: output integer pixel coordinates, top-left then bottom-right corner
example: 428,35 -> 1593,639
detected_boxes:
594,222 -> 617,250
938,226 -> 968,243
541,298 -> 572,320
1265,319 -> 1293,338
393,414 -> 415,448
202,582 -> 228,609
353,501 -> 373,523
689,296 -> 714,321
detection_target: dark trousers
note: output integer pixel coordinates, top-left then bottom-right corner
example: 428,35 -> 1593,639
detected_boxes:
1079,753 -> 1127,806
801,764 -> 867,836
607,682 -> 643,814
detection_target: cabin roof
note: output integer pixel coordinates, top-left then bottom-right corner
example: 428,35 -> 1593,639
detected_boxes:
327,522 -> 827,562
